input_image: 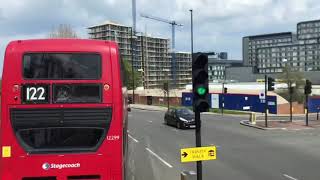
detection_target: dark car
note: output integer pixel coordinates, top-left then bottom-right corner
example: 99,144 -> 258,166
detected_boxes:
164,108 -> 195,129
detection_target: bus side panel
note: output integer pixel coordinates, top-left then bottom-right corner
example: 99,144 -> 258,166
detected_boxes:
1,41 -> 26,180
110,43 -> 125,180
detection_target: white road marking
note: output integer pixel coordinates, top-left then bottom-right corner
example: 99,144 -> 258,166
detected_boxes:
148,120 -> 153,123
145,148 -> 173,168
128,134 -> 139,143
171,128 -> 179,132
283,174 -> 299,180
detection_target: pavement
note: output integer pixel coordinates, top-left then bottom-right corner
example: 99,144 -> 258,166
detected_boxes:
126,108 -> 320,180
241,114 -> 320,130
130,104 -> 168,111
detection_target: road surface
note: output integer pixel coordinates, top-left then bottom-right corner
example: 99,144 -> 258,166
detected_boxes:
126,109 -> 320,180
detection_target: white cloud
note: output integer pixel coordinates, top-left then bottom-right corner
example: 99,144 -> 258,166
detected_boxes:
0,32 -> 46,75
1,0 -> 320,71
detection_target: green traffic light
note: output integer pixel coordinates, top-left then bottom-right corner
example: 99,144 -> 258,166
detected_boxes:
197,87 -> 207,95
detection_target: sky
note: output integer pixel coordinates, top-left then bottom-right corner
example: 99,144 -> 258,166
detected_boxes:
1,0 -> 320,72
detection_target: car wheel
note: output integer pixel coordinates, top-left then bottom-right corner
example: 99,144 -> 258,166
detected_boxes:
176,122 -> 181,129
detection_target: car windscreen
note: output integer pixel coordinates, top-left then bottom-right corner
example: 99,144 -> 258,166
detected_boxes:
23,53 -> 101,79
177,109 -> 194,116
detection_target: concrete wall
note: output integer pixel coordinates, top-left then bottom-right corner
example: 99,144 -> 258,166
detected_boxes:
277,102 -> 305,114
130,94 -> 181,107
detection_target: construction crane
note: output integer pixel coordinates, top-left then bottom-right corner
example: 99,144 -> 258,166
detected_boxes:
140,13 -> 183,87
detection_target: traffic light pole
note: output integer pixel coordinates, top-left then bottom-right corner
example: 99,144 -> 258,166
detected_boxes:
289,81 -> 292,122
195,110 -> 202,180
222,82 -> 224,115
306,94 -> 309,126
190,9 -> 202,180
304,80 -> 312,126
265,75 -> 268,127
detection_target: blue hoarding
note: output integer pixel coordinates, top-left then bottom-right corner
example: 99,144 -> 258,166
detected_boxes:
181,92 -> 277,114
308,97 -> 320,113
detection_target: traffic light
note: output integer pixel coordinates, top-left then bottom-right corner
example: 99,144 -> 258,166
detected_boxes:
289,86 -> 294,94
267,77 -> 275,91
192,53 -> 209,112
305,79 -> 312,95
224,87 -> 228,94
163,82 -> 168,92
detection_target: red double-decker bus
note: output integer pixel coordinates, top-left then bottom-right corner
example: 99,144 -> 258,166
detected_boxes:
0,39 -> 128,180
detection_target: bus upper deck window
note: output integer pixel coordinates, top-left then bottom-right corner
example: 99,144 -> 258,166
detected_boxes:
23,53 -> 102,80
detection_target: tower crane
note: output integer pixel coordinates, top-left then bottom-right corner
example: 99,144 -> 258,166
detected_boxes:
141,13 -> 183,87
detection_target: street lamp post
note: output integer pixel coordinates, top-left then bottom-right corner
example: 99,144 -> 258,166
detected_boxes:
163,69 -> 170,110
283,58 -> 293,122
138,68 -> 144,88
130,29 -> 136,104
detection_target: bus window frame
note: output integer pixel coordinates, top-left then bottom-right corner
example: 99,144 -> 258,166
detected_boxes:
22,52 -> 103,80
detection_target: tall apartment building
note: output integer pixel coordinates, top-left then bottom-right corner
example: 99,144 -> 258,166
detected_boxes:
243,19 -> 320,74
208,59 -> 243,81
87,21 -> 136,66
136,35 -> 171,89
171,52 -> 192,89
243,32 -> 294,69
88,21 -> 195,89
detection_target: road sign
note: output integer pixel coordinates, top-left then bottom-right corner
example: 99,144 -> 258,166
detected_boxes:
259,91 -> 265,100
211,94 -> 219,109
181,146 -> 217,163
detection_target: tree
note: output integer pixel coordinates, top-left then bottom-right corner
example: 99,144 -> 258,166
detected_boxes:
277,66 -> 305,103
122,59 -> 142,90
48,24 -> 78,38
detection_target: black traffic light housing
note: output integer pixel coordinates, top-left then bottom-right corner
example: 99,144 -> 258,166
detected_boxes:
305,79 -> 312,95
289,86 -> 294,94
224,87 -> 228,94
192,53 -> 209,112
163,82 -> 168,92
267,77 -> 275,91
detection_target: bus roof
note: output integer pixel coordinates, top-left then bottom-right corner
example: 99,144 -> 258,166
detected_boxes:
6,39 -> 118,53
